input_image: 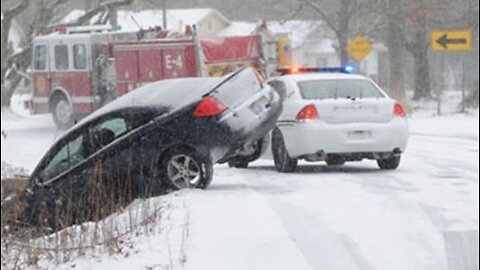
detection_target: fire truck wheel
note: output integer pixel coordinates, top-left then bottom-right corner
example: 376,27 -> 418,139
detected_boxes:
51,96 -> 73,128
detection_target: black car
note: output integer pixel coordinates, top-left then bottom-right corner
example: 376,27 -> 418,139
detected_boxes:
2,67 -> 281,231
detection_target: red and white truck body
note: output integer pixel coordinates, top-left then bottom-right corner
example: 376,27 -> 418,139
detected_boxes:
30,26 -> 264,126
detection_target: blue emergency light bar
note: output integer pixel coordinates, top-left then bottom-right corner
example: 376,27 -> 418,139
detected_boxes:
276,65 -> 356,75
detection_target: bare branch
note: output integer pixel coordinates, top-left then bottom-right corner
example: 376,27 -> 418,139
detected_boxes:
72,0 -> 133,26
301,0 -> 339,34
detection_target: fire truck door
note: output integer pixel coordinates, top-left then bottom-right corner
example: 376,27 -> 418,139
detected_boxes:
162,48 -> 187,78
32,42 -> 52,113
49,40 -> 94,114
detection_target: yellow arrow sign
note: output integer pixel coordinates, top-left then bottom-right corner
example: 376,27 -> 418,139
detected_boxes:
347,35 -> 372,62
431,30 -> 472,51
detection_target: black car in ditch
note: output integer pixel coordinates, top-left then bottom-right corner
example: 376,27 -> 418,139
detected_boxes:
2,67 -> 281,232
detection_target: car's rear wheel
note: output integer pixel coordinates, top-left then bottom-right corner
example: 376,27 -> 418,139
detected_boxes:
377,155 -> 401,170
159,147 -> 213,190
51,95 -> 73,128
325,155 -> 346,166
271,128 -> 297,172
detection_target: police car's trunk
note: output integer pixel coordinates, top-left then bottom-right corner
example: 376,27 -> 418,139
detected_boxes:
297,78 -> 394,124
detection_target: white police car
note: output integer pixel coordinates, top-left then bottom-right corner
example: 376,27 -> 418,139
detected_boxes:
267,67 -> 409,172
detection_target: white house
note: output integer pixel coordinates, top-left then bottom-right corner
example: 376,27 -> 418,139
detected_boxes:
1,14 -> 26,53
267,20 -> 386,80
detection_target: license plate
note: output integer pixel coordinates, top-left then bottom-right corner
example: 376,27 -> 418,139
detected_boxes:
250,97 -> 269,116
348,130 -> 372,139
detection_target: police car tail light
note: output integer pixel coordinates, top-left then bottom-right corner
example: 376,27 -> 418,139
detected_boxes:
394,103 -> 406,118
296,104 -> 319,121
193,96 -> 228,117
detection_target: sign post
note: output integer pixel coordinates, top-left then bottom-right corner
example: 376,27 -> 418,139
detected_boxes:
431,30 -> 472,115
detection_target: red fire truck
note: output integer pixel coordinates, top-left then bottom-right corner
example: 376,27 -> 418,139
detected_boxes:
30,25 -> 265,127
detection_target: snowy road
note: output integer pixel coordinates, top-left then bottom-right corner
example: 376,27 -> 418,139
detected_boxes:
1,98 -> 479,269
180,131 -> 478,270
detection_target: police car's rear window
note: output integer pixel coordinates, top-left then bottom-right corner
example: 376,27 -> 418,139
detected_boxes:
297,79 -> 385,100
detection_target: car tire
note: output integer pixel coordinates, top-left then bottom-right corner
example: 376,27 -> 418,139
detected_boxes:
377,155 -> 401,170
228,160 -> 249,169
51,94 -> 74,128
159,147 -> 213,190
325,155 -> 346,166
271,128 -> 297,172
225,136 -> 268,169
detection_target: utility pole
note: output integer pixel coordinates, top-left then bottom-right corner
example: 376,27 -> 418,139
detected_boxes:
162,0 -> 167,30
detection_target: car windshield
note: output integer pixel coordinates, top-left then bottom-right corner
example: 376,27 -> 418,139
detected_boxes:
297,79 -> 385,100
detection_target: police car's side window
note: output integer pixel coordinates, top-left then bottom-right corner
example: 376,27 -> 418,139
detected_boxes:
55,44 -> 69,70
34,45 -> 47,70
73,44 -> 87,70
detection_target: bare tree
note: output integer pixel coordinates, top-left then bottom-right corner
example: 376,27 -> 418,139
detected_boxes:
1,0 -> 134,107
301,0 -> 362,65
1,0 -> 29,106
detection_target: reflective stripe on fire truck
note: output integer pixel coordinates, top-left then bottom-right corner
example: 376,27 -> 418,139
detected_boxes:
32,96 -> 97,104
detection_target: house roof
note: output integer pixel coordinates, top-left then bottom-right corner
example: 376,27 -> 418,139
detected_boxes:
60,8 -> 229,33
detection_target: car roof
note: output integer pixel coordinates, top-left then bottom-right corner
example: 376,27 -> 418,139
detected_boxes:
83,77 -> 221,122
279,72 -> 370,82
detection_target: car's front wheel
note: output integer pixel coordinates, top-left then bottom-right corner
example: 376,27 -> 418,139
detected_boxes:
377,155 -> 401,170
159,147 -> 213,190
271,128 -> 297,172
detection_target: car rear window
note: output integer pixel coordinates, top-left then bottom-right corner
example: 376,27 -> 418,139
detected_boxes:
297,79 -> 385,100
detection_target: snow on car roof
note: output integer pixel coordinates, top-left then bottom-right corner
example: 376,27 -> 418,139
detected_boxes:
80,77 -> 221,125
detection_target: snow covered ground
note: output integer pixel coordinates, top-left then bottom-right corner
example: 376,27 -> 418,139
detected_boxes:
1,92 -> 479,270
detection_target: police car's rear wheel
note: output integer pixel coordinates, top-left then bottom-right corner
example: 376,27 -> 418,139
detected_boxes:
272,128 -> 297,172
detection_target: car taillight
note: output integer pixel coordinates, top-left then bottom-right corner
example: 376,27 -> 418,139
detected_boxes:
296,104 -> 319,121
193,96 -> 228,117
394,103 -> 406,118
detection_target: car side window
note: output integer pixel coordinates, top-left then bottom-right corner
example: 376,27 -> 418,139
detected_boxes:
89,117 -> 128,151
41,134 -> 86,183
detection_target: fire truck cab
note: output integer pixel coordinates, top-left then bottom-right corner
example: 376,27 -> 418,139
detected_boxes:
31,25 -> 267,128
31,26 -> 138,127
